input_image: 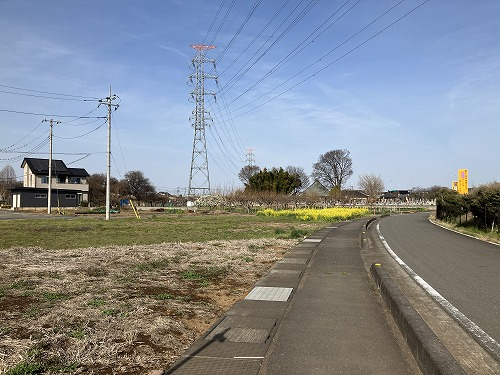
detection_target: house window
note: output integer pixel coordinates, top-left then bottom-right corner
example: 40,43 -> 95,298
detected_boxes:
35,194 -> 47,198
57,176 -> 66,183
65,194 -> 76,199
41,176 -> 49,184
70,177 -> 81,184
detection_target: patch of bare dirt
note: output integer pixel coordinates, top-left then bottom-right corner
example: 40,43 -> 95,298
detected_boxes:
0,239 -> 296,374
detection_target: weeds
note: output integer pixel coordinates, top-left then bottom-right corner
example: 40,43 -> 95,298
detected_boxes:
181,265 -> 230,287
69,327 -> 87,340
84,267 -> 109,277
102,308 -> 121,317
154,293 -> 175,300
87,298 -> 105,308
6,360 -> 44,375
134,258 -> 170,272
0,223 -> 301,373
42,292 -> 68,302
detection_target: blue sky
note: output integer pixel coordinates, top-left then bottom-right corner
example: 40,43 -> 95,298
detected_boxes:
1,0 -> 499,194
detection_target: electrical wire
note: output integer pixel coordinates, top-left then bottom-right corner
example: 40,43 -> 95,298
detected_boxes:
226,0 -> 431,119
202,0 -> 228,45
214,0 -> 262,63
66,153 -> 92,165
0,83 -> 101,100
53,120 -> 107,139
0,108 -> 105,118
0,120 -> 45,152
208,0 -> 237,46
215,0 -> 363,110
0,137 -> 50,162
0,89 -> 98,102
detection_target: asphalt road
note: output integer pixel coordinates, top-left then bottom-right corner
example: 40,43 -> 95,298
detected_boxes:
0,209 -> 62,220
378,212 -> 500,346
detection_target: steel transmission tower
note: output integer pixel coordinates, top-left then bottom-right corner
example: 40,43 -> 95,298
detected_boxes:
187,44 -> 218,198
246,148 -> 255,168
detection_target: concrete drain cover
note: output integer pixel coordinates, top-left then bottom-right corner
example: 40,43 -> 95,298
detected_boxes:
279,258 -> 307,264
245,286 -> 293,302
267,269 -> 302,278
204,316 -> 276,343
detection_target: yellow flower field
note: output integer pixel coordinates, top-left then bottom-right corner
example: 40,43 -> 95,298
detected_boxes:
257,207 -> 371,222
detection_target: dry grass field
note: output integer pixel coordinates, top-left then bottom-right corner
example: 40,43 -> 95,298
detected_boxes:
0,239 -> 299,374
0,212 -> 325,374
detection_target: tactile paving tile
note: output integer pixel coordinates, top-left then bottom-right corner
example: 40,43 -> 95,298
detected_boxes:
267,269 -> 302,278
303,238 -> 322,242
166,356 -> 261,374
288,249 -> 313,255
278,258 -> 307,264
294,242 -> 318,247
204,316 -> 276,343
244,286 -> 293,301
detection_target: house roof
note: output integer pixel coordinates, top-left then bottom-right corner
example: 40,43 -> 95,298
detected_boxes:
303,179 -> 330,196
68,168 -> 90,177
21,158 -> 89,177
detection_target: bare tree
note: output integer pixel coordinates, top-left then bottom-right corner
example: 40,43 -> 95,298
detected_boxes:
88,173 -> 120,206
358,173 -> 384,203
238,165 -> 260,186
122,170 -> 156,202
286,166 -> 310,192
0,165 -> 17,204
311,149 -> 353,190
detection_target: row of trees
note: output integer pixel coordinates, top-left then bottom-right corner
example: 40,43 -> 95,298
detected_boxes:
436,183 -> 500,232
237,148 -> 448,204
239,149 -> 355,194
88,170 -> 156,206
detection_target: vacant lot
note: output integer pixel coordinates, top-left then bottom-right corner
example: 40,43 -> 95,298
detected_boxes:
0,213 -> 325,374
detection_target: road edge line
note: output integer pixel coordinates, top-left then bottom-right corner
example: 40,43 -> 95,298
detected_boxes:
376,222 -> 500,363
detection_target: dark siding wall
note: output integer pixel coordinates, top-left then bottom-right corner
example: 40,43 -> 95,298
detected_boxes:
20,191 -> 79,208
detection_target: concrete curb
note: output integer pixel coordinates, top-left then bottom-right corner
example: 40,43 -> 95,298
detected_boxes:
370,263 -> 466,375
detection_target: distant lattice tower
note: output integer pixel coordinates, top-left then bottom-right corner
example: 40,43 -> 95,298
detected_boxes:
187,44 -> 218,198
246,148 -> 255,168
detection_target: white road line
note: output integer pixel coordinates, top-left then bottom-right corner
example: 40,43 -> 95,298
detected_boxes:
233,357 -> 264,359
376,222 -> 500,360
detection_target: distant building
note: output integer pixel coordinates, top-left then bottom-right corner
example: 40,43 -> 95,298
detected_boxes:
302,179 -> 330,196
380,190 -> 410,200
340,189 -> 369,204
9,158 -> 89,209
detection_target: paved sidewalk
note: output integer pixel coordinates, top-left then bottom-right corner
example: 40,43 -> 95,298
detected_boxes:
166,219 -> 417,374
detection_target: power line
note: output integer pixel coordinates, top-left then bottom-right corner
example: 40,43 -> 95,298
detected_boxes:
202,0 -> 228,45
53,119 -> 107,139
217,0 -> 362,110
0,89 -> 98,102
0,83 -> 101,100
0,108 -> 105,118
0,120 -> 45,152
218,0 -> 429,118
